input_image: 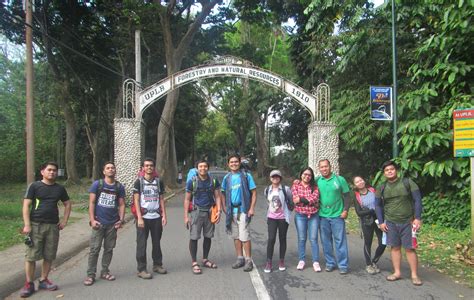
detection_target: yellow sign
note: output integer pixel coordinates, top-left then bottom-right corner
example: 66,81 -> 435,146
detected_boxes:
453,108 -> 474,157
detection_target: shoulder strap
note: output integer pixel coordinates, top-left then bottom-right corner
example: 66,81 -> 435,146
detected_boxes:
281,185 -> 288,202
380,182 -> 387,201
354,191 -> 362,206
264,186 -> 270,198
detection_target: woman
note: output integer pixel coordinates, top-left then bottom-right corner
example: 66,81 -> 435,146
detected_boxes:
291,167 -> 320,272
353,176 -> 386,274
263,170 -> 293,273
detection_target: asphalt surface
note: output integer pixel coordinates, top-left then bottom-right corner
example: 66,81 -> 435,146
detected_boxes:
4,187 -> 473,299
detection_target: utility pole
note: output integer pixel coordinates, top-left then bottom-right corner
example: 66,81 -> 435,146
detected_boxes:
135,29 -> 141,117
391,0 -> 399,158
25,0 -> 35,184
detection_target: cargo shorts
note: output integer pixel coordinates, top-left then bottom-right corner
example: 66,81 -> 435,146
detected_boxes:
25,222 -> 60,262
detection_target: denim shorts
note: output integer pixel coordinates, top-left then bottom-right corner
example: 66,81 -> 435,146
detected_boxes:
386,220 -> 413,249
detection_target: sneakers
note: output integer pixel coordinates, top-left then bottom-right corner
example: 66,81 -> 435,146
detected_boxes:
278,260 -> 286,271
153,265 -> 167,274
243,260 -> 253,272
312,262 -> 322,272
38,278 -> 58,291
296,260 -> 305,270
325,265 -> 335,272
232,258 -> 245,269
137,270 -> 153,279
264,261 -> 272,273
366,265 -> 377,275
339,269 -> 349,275
372,263 -> 381,273
20,281 -> 35,298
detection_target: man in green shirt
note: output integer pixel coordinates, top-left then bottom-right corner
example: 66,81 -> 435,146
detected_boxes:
317,159 -> 351,274
375,161 -> 423,286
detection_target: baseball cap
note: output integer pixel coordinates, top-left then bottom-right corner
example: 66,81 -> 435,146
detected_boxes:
270,169 -> 282,178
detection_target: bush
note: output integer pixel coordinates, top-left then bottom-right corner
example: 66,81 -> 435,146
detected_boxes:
422,188 -> 471,230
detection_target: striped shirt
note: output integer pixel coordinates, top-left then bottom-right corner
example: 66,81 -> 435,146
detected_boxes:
291,180 -> 319,215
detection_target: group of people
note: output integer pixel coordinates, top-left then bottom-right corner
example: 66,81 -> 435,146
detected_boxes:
19,156 -> 423,298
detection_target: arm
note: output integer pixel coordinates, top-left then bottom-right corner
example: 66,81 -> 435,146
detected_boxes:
291,182 -> 300,204
160,194 -> 167,226
411,189 -> 423,229
22,199 -> 32,234
134,192 -> 144,228
247,189 -> 257,217
353,197 -> 372,217
115,197 -> 126,229
213,189 -> 221,223
375,196 -> 387,232
89,193 -> 100,228
59,200 -> 72,230
184,191 -> 191,228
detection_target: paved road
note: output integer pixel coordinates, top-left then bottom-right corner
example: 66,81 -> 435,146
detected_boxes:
7,188 -> 472,299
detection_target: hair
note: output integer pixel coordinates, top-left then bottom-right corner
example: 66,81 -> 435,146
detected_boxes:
142,158 -> 155,167
299,167 -> 317,188
381,160 -> 398,171
196,159 -> 209,168
352,175 -> 367,191
318,158 -> 331,166
102,161 -> 115,170
227,154 -> 241,163
40,161 -> 58,171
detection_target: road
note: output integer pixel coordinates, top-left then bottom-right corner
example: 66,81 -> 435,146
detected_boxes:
7,187 -> 472,299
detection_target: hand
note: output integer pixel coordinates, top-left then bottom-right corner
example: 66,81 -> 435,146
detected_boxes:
247,208 -> 254,217
215,212 -> 221,224
90,220 -> 101,229
293,195 -> 300,204
137,217 -> 145,228
412,219 -> 422,231
340,211 -> 348,219
184,216 -> 190,229
22,225 -> 31,234
162,215 -> 167,226
380,223 -> 388,232
58,221 -> 67,230
114,220 -> 123,229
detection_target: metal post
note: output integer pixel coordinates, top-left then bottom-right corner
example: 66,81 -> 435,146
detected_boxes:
135,30 -> 141,117
391,0 -> 399,158
25,0 -> 35,184
471,157 -> 473,242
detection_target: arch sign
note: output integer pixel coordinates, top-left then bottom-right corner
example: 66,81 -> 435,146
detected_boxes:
138,56 -> 316,119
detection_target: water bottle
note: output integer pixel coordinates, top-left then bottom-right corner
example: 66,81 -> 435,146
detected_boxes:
411,224 -> 418,249
375,220 -> 387,245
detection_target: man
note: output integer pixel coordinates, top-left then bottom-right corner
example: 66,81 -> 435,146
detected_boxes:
316,159 -> 351,274
184,160 -> 221,274
83,162 -> 126,286
20,162 -> 72,298
221,154 -> 257,272
375,161 -> 423,286
133,158 -> 167,279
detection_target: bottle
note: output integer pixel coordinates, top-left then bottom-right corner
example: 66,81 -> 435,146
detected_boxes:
411,224 -> 418,249
375,220 -> 387,245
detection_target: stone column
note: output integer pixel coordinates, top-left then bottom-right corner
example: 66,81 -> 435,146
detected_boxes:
114,118 -> 144,198
308,121 -> 339,175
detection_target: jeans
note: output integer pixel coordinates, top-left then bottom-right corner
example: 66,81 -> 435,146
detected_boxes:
87,224 -> 117,277
136,217 -> 163,272
266,218 -> 289,261
320,217 -> 349,271
294,213 -> 320,262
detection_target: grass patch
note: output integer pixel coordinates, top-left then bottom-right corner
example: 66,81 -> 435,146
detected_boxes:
346,208 -> 473,288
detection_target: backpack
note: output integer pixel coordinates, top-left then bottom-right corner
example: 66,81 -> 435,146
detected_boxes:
188,175 -> 218,212
131,176 -> 161,218
264,185 -> 294,211
379,177 -> 411,202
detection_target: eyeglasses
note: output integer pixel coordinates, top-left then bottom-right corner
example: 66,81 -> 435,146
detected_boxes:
302,173 -> 312,177
144,164 -> 154,167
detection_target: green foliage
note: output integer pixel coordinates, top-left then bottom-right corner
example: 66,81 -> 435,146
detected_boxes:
422,190 -> 471,230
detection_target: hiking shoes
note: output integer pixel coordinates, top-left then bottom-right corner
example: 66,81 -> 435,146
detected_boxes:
153,265 -> 167,274
243,260 -> 253,272
313,262 -> 322,272
137,271 -> 153,279
278,260 -> 286,271
38,278 -> 58,291
372,263 -> 381,273
232,258 -> 245,269
366,265 -> 377,275
264,261 -> 272,273
20,281 -> 35,298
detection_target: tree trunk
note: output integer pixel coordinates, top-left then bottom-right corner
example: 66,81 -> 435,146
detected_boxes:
254,112 -> 269,178
59,92 -> 81,184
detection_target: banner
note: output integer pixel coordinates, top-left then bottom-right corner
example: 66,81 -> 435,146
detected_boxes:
370,86 -> 392,121
453,108 -> 474,157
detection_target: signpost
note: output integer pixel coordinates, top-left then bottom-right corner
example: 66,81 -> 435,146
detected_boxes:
370,86 -> 393,121
453,108 -> 474,241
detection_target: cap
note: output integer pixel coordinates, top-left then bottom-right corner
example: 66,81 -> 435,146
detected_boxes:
270,169 -> 282,178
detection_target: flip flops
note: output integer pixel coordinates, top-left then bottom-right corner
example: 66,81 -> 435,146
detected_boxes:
412,277 -> 423,286
386,274 -> 402,281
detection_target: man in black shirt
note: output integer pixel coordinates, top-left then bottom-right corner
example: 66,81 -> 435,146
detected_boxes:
20,162 -> 71,298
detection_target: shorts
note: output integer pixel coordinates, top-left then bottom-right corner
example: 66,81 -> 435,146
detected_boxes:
386,220 -> 413,249
25,222 -> 60,261
189,209 -> 215,240
231,213 -> 251,242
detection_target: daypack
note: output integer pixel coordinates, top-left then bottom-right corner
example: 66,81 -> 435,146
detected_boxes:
131,176 -> 161,218
188,175 -> 218,212
264,185 -> 294,211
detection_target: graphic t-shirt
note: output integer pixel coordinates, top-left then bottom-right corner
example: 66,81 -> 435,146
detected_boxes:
89,180 -> 125,224
221,172 -> 256,214
24,181 -> 70,224
267,189 -> 285,219
186,176 -> 220,208
133,177 -> 164,219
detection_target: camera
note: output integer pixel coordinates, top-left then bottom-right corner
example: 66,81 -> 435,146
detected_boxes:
24,234 -> 34,248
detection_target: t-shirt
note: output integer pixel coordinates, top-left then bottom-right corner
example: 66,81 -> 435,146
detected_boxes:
132,177 -> 165,219
89,180 -> 125,225
317,174 -> 350,218
361,190 -> 376,210
267,189 -> 285,219
24,181 -> 70,224
186,176 -> 220,208
221,172 -> 256,214
375,178 -> 419,224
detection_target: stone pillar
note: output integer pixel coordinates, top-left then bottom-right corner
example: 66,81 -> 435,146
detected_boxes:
114,118 -> 144,198
308,121 -> 339,175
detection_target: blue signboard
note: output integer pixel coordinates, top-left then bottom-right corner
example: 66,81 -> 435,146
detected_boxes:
370,86 -> 392,121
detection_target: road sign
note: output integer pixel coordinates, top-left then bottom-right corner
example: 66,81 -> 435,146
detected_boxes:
370,86 -> 392,121
453,108 -> 474,157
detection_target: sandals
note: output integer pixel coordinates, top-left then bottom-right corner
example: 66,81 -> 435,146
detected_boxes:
83,277 -> 95,286
386,274 -> 402,281
412,277 -> 423,286
192,262 -> 202,275
202,259 -> 218,269
100,273 -> 116,281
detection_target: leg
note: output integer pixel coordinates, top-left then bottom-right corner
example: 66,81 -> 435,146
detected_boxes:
86,227 -> 105,278
372,226 -> 386,264
390,246 -> 402,278
294,213 -> 308,261
136,220 -> 150,272
332,217 -> 349,271
41,260 -> 53,280
243,240 -> 252,258
101,225 -> 117,276
277,219 -> 289,260
361,223 -> 374,266
202,237 -> 211,260
320,217 -> 336,269
308,214 -> 320,263
189,239 -> 198,262
234,239 -> 243,257
25,261 -> 36,282
266,218 -> 278,261
405,249 -> 422,285
150,217 -> 164,266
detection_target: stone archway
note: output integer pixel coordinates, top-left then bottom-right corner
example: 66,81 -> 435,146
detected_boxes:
114,56 -> 338,193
